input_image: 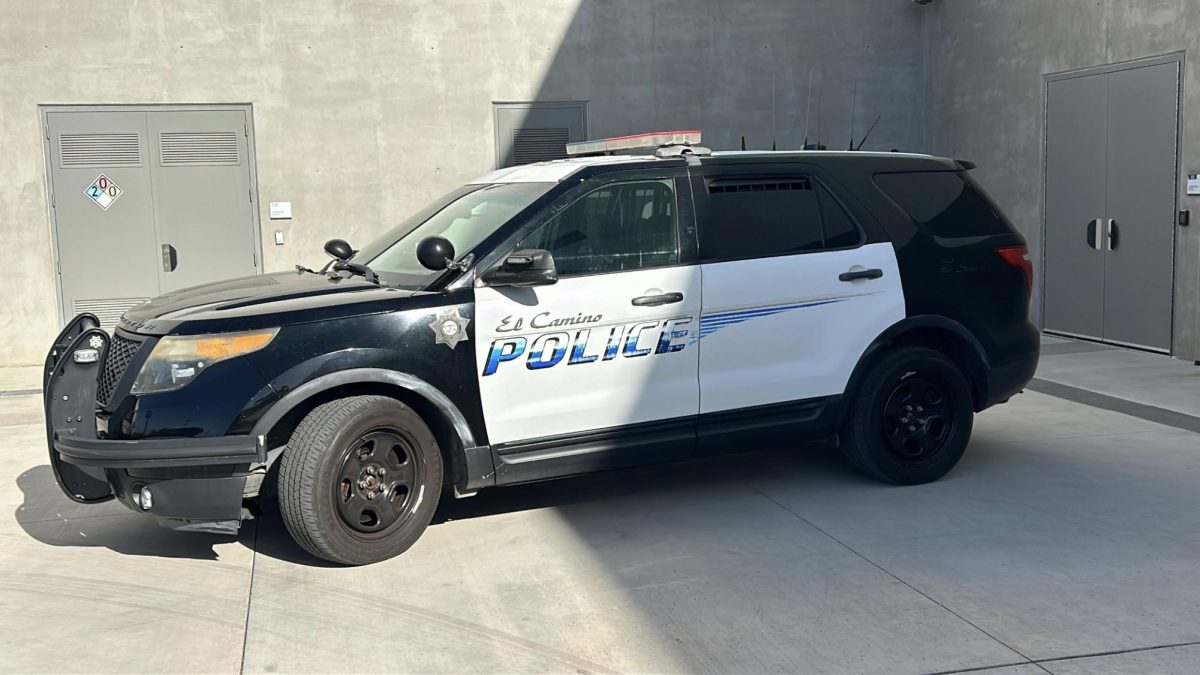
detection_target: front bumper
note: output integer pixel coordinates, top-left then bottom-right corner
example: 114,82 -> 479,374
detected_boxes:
44,315 -> 260,524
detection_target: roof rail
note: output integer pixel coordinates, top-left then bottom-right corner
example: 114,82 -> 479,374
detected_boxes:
565,130 -> 710,158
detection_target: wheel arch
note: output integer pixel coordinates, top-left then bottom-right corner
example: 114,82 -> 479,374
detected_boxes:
841,316 -> 991,421
250,368 -> 487,493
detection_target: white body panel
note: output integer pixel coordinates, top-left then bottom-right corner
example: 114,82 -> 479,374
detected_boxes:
698,242 -> 905,413
475,267 -> 701,444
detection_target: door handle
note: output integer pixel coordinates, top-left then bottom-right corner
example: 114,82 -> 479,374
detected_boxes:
838,268 -> 883,282
631,292 -> 684,306
1086,218 -> 1101,250
1106,219 -> 1118,251
162,244 -> 178,272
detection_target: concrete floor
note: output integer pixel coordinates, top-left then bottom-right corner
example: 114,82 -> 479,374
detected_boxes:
2,340 -> 1199,674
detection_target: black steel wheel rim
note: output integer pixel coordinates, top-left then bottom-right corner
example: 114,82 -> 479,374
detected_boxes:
881,374 -> 955,465
333,426 -> 423,537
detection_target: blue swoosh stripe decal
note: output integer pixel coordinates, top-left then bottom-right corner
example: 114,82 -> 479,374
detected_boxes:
697,298 -> 847,339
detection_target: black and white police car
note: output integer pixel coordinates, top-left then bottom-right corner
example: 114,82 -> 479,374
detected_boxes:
44,131 -> 1039,564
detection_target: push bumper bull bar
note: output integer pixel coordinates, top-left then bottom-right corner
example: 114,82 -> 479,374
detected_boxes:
44,313 -> 260,525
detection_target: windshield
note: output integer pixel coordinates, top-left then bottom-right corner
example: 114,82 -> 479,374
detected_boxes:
355,182 -> 553,288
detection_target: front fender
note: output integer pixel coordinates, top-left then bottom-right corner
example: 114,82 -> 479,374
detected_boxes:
249,365 -> 478,449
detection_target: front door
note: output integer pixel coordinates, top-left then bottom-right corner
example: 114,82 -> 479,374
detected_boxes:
45,106 -> 260,329
474,173 -> 701,448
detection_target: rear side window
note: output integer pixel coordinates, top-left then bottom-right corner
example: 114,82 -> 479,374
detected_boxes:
701,176 -> 863,261
874,171 -> 1010,238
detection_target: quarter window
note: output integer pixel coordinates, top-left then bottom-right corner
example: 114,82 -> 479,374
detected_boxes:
520,179 -> 680,276
874,171 -> 1009,238
701,176 -> 862,260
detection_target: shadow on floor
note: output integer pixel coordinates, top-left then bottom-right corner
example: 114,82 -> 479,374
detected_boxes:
14,464 -> 251,561
248,440 -> 859,566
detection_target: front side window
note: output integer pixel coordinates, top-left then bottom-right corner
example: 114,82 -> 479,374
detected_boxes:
701,175 -> 863,261
519,179 -> 680,277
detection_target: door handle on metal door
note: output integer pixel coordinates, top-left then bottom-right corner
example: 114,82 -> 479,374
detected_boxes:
631,292 -> 684,306
161,244 -> 178,272
1106,219 -> 1118,250
838,268 -> 883,282
1086,218 -> 1101,250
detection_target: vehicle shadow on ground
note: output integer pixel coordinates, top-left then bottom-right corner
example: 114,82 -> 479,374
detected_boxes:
249,440 -> 860,566
14,464 -> 251,561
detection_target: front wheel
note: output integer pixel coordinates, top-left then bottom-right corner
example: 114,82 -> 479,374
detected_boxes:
278,395 -> 442,565
842,346 -> 974,484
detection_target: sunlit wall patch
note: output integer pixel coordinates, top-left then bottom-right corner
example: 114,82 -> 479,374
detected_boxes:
482,317 -> 693,377
696,298 -> 848,341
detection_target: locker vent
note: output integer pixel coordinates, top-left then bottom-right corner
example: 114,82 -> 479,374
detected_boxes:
160,131 -> 240,166
512,127 -> 570,165
72,298 -> 149,332
58,133 -> 142,168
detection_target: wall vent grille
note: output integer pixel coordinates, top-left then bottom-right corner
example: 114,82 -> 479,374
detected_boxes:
59,133 -> 142,168
512,127 -> 570,165
72,297 -> 149,332
160,131 -> 240,166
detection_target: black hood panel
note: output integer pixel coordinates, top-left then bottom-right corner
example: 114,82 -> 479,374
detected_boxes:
119,271 -> 427,336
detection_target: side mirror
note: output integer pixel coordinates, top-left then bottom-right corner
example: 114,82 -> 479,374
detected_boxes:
324,238 -> 355,261
482,249 -> 558,287
416,236 -> 456,271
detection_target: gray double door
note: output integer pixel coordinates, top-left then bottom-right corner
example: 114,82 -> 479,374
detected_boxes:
1044,60 -> 1179,352
46,107 -> 260,329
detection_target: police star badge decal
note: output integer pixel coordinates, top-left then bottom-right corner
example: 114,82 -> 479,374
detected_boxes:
429,307 -> 470,349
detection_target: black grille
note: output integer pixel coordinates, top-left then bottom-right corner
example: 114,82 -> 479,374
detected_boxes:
97,334 -> 143,406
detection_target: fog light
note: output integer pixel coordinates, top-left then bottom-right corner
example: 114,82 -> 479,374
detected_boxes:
139,486 -> 153,511
72,348 -> 100,364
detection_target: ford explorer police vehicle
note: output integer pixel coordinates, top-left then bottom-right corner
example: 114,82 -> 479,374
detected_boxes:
44,131 -> 1039,564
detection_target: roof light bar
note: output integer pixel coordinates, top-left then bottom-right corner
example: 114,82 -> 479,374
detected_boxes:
565,130 -> 703,157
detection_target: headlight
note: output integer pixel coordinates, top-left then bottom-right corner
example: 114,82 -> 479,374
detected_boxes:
131,328 -> 279,395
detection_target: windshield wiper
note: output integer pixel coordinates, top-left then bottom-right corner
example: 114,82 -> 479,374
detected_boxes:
329,260 -> 380,285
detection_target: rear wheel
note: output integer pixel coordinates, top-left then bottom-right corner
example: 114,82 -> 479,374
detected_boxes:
278,395 -> 442,565
842,346 -> 974,484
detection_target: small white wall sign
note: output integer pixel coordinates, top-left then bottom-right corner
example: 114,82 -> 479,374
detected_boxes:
1188,174 -> 1200,196
269,201 -> 293,219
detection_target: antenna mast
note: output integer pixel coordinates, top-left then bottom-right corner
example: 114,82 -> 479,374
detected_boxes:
802,70 -> 813,149
771,72 -> 777,151
848,80 -> 858,150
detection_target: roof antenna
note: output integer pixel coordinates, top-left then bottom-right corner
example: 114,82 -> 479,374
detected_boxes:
815,74 -> 823,151
855,114 -> 882,151
847,80 -> 858,150
802,70 -> 814,150
771,72 -> 777,151
741,135 -> 746,151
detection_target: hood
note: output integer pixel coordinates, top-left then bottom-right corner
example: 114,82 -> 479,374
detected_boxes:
119,271 -> 425,336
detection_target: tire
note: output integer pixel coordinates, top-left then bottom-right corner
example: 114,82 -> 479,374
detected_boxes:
842,346 -> 974,485
278,395 -> 442,565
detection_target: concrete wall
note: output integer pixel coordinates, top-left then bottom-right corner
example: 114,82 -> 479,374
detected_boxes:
0,0 -> 926,366
923,0 -> 1200,360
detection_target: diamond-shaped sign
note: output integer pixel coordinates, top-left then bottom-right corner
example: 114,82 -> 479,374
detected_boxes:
84,174 -> 123,210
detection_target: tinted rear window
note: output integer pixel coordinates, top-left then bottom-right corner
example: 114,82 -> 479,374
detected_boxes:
874,171 -> 1010,238
701,176 -> 863,260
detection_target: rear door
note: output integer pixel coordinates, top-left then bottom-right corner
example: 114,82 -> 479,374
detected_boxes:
474,169 -> 700,449
693,164 -> 905,419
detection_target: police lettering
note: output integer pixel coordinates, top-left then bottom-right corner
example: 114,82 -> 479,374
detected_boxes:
482,317 -> 691,376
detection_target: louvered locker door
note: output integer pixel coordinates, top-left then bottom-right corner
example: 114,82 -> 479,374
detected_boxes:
149,110 -> 259,293
46,111 -> 160,330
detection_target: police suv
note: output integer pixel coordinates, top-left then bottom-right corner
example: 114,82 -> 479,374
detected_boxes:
44,131 -> 1039,564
